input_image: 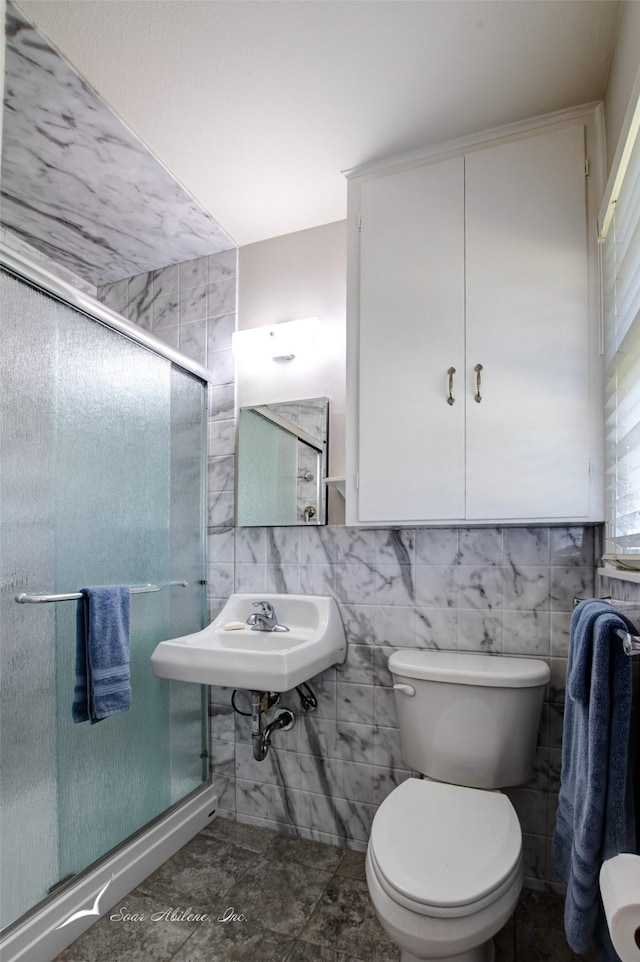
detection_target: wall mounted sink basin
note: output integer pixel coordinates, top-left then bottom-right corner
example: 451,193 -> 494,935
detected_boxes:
150,593 -> 347,691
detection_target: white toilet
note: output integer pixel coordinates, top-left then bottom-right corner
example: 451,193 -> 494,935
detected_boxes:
366,649 -> 550,962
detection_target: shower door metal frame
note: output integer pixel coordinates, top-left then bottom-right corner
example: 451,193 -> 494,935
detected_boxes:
0,244 -> 217,385
0,242 -> 216,953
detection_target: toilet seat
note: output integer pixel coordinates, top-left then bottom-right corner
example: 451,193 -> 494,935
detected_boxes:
368,778 -> 522,919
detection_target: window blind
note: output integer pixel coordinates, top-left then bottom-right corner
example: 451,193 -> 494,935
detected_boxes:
602,91 -> 640,567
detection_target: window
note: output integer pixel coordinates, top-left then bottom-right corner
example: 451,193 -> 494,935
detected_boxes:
602,88 -> 640,567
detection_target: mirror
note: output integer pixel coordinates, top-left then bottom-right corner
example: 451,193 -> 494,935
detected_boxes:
236,397 -> 329,526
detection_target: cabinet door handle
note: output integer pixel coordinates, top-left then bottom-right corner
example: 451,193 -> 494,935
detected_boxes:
474,363 -> 483,403
447,367 -> 456,405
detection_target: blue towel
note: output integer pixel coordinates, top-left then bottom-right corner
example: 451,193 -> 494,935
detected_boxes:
552,599 -> 637,959
73,585 -> 131,724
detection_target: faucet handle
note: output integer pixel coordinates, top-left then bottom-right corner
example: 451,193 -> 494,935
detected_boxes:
253,600 -> 275,617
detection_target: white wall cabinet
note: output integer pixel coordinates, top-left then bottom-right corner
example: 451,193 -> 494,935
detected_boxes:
346,113 -> 604,526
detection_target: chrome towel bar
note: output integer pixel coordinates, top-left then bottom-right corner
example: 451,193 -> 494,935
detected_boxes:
15,581 -> 188,604
573,596 -> 640,657
616,630 -> 640,657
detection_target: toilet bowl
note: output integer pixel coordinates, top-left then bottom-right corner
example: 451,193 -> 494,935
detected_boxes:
366,778 -> 523,962
364,651 -> 550,962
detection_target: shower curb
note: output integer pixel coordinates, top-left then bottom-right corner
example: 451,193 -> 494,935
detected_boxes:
0,784 -> 218,962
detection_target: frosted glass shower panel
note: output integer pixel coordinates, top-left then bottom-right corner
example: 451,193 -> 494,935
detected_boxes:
53,318 -> 174,882
0,269 -> 207,929
0,273 -> 59,929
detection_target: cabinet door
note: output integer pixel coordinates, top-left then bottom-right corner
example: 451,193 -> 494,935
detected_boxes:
465,125 -> 590,520
358,158 -> 465,522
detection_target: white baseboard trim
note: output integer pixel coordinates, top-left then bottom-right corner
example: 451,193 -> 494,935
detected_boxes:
1,784 -> 218,962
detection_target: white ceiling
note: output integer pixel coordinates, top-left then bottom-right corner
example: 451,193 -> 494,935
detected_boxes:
17,0 -> 622,248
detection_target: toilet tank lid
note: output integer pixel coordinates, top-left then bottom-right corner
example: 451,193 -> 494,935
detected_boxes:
388,650 -> 550,688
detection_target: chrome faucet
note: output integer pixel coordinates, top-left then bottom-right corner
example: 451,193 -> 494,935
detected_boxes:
246,601 -> 289,632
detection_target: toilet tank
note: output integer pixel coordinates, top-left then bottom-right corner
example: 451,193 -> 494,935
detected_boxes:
389,650 -> 550,789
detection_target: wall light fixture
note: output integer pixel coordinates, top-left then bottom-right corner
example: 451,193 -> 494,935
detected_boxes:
232,318 -> 320,363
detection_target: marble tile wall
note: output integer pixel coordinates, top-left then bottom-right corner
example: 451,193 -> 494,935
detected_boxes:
208,523 -> 598,891
597,573 -> 640,609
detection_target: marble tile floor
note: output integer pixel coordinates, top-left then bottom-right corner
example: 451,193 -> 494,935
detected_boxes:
55,816 -> 594,962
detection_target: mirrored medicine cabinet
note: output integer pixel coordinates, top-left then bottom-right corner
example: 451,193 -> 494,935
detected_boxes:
236,396 -> 329,526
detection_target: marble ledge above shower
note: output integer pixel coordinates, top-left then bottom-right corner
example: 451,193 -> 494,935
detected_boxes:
3,1 -> 235,287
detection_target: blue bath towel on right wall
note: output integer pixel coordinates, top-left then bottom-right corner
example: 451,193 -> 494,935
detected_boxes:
552,599 -> 637,960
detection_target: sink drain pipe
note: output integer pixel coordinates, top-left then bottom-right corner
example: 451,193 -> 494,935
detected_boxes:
250,690 -> 295,761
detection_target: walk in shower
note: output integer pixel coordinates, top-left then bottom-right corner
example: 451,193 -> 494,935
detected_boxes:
0,248 -> 214,956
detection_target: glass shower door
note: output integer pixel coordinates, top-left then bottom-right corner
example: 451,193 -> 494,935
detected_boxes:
0,269 -> 207,929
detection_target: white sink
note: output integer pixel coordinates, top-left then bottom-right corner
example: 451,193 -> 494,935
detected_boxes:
150,593 -> 347,691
